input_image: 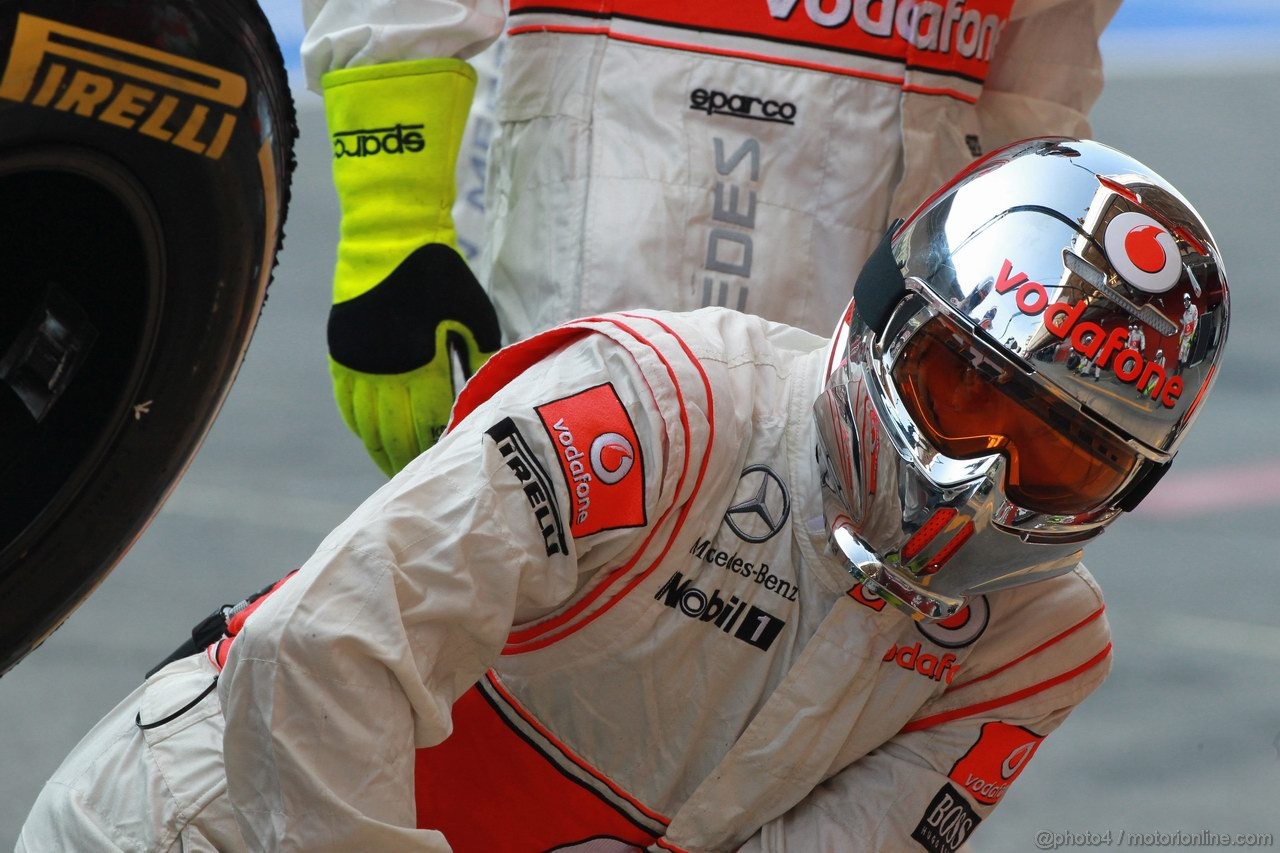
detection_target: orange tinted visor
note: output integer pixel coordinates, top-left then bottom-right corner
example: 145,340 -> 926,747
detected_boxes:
893,319 -> 1141,514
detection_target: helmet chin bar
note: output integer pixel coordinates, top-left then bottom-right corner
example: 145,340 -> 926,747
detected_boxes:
831,524 -> 966,621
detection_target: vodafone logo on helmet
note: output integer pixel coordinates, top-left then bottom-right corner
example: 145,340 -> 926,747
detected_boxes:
590,432 -> 635,485
1104,212 -> 1181,294
997,258 -> 1185,409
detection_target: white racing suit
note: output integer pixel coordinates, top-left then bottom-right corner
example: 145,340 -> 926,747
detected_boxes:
20,309 -> 1112,852
301,0 -> 1120,341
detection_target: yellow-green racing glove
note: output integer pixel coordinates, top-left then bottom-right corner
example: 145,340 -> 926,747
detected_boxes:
324,58 -> 501,476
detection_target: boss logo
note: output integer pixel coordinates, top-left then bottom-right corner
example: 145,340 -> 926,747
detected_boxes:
911,783 -> 982,853
332,123 -> 426,158
690,88 -> 797,125
0,13 -> 245,160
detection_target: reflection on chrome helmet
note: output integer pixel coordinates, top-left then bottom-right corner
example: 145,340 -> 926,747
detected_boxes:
814,138 -> 1230,621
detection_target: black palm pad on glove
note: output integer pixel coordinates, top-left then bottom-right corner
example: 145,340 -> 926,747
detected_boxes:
329,243 -> 501,475
329,243 -> 500,373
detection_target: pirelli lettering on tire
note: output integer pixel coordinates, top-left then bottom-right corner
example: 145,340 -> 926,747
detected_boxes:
486,418 -> 569,557
654,571 -> 785,651
0,13 -> 246,160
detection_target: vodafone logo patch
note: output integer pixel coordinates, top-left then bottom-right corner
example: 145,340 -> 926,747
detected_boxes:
536,383 -> 646,538
948,722 -> 1045,805
1104,212 -> 1181,294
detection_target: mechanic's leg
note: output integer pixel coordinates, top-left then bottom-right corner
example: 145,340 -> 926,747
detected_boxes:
17,653 -> 244,852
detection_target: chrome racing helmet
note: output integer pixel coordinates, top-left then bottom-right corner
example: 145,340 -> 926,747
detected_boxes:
814,138 -> 1230,621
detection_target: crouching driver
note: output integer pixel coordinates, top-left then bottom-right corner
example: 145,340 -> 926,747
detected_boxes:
18,139 -> 1229,853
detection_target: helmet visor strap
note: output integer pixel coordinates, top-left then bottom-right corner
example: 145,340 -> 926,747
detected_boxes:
852,220 -> 906,335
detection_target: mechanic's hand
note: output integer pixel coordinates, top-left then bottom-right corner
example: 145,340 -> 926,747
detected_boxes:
328,244 -> 499,475
324,59 -> 499,475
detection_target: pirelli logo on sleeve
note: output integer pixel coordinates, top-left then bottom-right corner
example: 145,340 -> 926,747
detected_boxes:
0,13 -> 246,159
486,417 -> 569,558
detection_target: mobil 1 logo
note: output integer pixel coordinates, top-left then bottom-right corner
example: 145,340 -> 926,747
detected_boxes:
911,784 -> 982,853
654,571 -> 785,651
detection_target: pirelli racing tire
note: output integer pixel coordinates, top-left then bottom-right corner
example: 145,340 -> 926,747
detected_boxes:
0,0 -> 296,675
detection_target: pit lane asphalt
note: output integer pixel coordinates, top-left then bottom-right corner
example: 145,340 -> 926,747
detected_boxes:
3,69 -> 1278,847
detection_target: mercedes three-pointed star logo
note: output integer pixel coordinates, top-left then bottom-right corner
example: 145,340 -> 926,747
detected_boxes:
724,464 -> 791,543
